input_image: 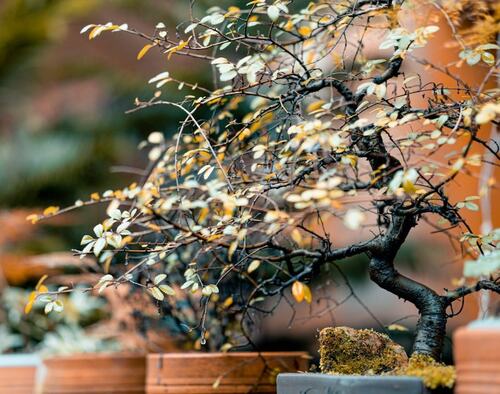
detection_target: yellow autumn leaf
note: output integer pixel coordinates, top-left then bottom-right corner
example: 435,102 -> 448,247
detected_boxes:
402,180 -> 417,195
147,223 -> 162,232
206,233 -> 223,242
298,26 -> 312,37
387,324 -> 409,331
291,228 -> 303,246
292,281 -> 312,303
88,25 -> 103,40
220,343 -> 233,352
26,214 -> 40,224
24,291 -> 37,314
284,20 -> 294,31
226,6 -> 240,16
222,296 -> 233,309
166,37 -> 191,60
36,275 -> 48,290
121,235 -> 133,247
43,206 -> 59,216
88,24 -> 119,40
247,259 -> 261,273
341,155 -> 358,168
37,285 -> 49,294
318,15 -> 330,24
306,100 -> 325,113
137,43 -> 155,60
238,128 -> 252,141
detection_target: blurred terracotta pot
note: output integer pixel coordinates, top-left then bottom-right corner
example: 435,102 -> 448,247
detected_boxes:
41,353 -> 145,393
0,354 -> 40,394
453,326 -> 500,394
146,352 -> 309,393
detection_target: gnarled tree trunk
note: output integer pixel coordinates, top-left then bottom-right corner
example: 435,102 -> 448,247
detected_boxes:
368,214 -> 448,360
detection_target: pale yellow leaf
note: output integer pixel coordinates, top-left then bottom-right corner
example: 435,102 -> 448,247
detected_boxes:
137,43 -> 155,60
306,100 -> 325,113
43,206 -> 59,216
247,259 -> 261,273
387,324 -> 409,331
148,286 -> 164,301
292,281 -> 305,303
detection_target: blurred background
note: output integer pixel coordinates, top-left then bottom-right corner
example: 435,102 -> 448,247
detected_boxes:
0,0 -> 497,364
0,0 -> 207,356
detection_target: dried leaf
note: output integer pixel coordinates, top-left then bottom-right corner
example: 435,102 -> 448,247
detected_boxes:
43,206 -> 60,216
137,43 -> 155,60
292,281 -> 308,303
212,376 -> 222,389
36,274 -> 48,291
24,292 -> 37,314
166,38 -> 191,60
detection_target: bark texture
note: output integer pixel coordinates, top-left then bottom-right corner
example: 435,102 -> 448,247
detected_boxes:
368,214 -> 448,360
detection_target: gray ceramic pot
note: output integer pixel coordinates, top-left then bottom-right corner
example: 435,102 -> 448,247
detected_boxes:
277,373 -> 429,394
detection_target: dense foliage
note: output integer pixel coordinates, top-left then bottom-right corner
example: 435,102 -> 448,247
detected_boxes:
29,0 -> 499,357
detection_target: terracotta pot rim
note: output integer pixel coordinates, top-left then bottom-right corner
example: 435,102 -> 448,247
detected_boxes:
43,352 -> 146,361
147,351 -> 310,359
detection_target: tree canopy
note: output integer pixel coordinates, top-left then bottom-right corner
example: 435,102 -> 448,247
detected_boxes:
29,0 -> 500,357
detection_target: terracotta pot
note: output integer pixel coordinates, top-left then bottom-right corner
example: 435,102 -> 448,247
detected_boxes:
0,354 -> 40,394
146,352 -> 309,393
41,353 -> 146,393
453,326 -> 500,394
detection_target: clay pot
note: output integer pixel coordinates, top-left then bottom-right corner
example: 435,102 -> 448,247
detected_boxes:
453,326 -> 500,394
41,353 -> 146,393
0,354 -> 40,394
146,352 -> 309,393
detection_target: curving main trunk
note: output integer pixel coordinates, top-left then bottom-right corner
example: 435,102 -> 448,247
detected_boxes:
368,256 -> 448,360
413,302 -> 447,358
368,214 -> 448,360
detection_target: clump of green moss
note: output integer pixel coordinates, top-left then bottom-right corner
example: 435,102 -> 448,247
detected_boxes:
390,353 -> 456,390
319,326 -> 408,375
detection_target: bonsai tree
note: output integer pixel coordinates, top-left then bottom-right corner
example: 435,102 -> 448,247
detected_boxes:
28,0 -> 499,361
